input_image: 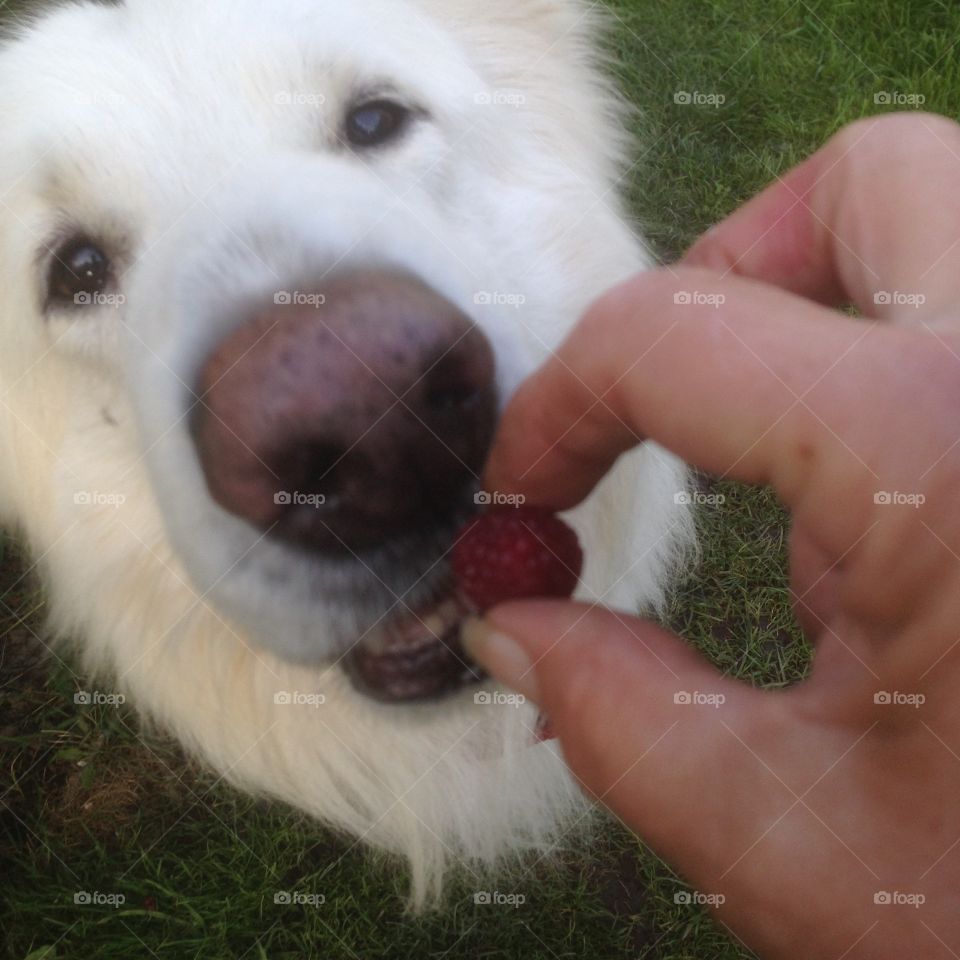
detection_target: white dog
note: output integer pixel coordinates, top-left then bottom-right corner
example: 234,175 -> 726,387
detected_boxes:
0,0 -> 693,904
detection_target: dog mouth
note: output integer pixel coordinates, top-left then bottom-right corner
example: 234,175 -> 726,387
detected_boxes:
342,588 -> 484,702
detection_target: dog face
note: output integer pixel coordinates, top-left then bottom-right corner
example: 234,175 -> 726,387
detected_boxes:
0,0 -> 655,701
0,0 -> 693,903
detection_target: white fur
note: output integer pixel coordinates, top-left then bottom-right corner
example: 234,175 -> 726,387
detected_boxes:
0,0 -> 694,905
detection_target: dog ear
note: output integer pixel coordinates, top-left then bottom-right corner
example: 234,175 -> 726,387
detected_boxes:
440,0 -> 600,41
513,0 -> 594,35
513,0 -> 607,41
436,0 -> 631,178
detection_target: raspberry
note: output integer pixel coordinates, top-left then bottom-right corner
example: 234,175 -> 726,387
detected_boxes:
452,506 -> 583,612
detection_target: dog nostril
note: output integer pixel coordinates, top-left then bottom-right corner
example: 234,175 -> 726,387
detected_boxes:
425,382 -> 482,413
273,441 -> 346,500
423,355 -> 486,414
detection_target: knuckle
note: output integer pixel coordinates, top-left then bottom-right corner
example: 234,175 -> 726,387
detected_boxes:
832,112 -> 960,165
684,230 -> 742,275
590,268 -> 708,328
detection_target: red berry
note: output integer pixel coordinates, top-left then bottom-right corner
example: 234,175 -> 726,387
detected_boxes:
452,506 -> 583,611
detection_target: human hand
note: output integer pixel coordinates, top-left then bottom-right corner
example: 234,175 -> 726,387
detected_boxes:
464,114 -> 960,959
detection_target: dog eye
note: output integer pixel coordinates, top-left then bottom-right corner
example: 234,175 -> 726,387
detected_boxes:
344,100 -> 412,148
47,237 -> 111,308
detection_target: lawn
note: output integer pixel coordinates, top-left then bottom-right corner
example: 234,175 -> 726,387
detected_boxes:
2,0 -> 958,957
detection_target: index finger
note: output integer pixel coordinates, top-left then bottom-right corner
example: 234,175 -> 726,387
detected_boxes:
683,113 -> 960,321
483,266 -> 944,520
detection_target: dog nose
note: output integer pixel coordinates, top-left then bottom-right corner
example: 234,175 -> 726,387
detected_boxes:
191,271 -> 496,554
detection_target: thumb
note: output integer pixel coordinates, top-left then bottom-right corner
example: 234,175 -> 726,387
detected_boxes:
463,601 -> 792,879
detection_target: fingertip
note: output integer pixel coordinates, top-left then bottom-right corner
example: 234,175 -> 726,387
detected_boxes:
681,226 -> 728,270
461,615 -> 542,704
484,598 -> 587,657
481,414 -> 599,511
480,377 -> 545,495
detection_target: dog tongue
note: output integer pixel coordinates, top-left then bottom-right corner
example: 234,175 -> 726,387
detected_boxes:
344,508 -> 582,706
343,595 -> 481,703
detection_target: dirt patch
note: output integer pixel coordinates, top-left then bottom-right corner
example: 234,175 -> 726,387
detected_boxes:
590,845 -> 655,955
0,533 -> 204,859
49,743 -> 196,843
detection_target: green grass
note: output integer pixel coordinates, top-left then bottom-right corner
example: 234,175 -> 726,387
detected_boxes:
2,1 -> 959,957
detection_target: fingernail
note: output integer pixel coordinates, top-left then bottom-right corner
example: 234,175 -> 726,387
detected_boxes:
462,616 -> 541,704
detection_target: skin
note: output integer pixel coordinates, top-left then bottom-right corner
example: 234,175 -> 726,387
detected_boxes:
463,113 -> 960,958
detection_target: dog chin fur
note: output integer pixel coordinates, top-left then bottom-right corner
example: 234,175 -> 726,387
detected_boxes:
0,0 -> 695,906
